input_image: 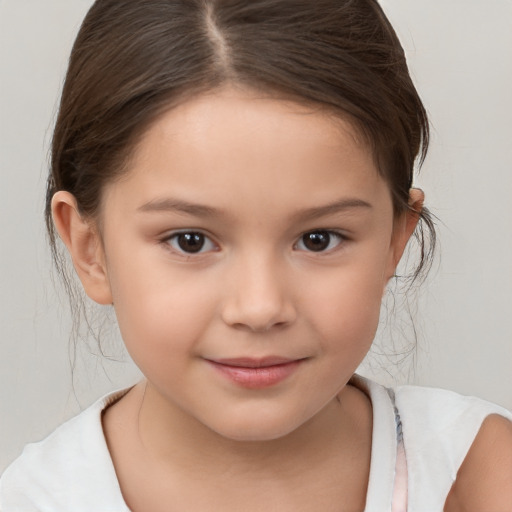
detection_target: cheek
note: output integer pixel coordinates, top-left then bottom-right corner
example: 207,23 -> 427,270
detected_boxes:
113,287 -> 214,391
106,252 -> 217,365
301,257 -> 388,353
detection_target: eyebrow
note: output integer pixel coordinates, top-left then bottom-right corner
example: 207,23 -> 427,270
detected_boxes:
137,198 -> 222,217
293,198 -> 372,221
137,197 -> 372,220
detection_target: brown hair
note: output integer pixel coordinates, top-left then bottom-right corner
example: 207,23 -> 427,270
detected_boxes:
47,0 -> 435,285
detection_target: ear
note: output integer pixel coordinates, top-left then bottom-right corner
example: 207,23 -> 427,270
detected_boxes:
386,188 -> 425,279
51,191 -> 113,305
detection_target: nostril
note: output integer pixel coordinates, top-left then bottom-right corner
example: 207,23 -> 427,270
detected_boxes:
221,300 -> 296,332
229,317 -> 288,333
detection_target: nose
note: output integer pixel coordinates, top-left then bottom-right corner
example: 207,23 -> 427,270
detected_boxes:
220,254 -> 297,332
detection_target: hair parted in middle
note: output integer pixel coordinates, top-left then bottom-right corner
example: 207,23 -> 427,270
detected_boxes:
47,0 -> 434,283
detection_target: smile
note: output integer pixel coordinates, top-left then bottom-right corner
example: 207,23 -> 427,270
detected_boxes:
206,357 -> 304,389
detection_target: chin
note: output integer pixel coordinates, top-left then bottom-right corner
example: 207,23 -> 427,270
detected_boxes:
208,412 -> 306,443
217,427 -> 296,443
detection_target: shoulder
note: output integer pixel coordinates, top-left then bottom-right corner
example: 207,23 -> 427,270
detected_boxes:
0,388 -> 130,511
444,414 -> 512,512
392,383 -> 512,510
394,384 -> 512,438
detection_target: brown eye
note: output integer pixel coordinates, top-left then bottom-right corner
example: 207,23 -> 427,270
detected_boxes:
168,232 -> 215,254
297,231 -> 342,252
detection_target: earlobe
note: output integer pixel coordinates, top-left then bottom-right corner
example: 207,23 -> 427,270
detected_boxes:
51,191 -> 113,305
386,188 -> 425,279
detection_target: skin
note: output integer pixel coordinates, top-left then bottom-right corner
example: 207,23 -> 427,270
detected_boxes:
52,87 -> 512,510
444,414 -> 512,512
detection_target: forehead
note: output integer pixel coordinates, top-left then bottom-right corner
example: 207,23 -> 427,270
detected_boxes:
140,87 -> 369,156
104,87 -> 391,217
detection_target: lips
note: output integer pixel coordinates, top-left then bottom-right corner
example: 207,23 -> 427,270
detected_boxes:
206,357 -> 304,389
212,357 -> 297,368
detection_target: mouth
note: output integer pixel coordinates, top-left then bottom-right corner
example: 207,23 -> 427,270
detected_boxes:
206,357 -> 306,389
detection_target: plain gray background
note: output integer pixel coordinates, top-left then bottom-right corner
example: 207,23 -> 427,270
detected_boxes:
1,0 -> 511,472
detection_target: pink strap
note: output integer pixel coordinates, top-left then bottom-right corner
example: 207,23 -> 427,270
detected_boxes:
391,440 -> 408,511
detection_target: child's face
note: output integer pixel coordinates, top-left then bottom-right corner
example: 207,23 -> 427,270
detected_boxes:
82,88 -> 413,440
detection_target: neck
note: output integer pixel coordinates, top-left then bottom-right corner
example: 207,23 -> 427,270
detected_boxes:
134,379 -> 372,480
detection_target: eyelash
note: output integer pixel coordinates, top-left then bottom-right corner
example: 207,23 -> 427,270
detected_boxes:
163,231 -> 217,255
294,230 -> 346,253
161,229 -> 347,256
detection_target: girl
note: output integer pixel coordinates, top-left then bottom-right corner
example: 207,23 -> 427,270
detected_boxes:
1,0 -> 511,510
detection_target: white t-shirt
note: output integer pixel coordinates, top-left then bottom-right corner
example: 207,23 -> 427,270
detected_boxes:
1,376 -> 511,512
